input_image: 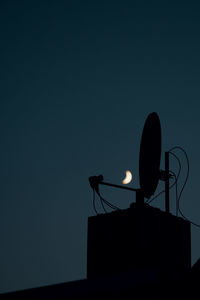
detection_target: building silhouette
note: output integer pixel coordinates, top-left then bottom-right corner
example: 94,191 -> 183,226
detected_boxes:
1,203 -> 199,299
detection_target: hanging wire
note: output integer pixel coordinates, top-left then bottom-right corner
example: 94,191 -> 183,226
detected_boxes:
147,150 -> 182,205
97,188 -> 120,211
98,193 -> 108,213
169,151 -> 181,183
99,193 -> 120,211
92,185 -> 121,214
146,189 -> 165,204
168,146 -> 189,203
169,146 -> 200,228
146,175 -> 175,204
169,146 -> 189,217
92,187 -> 109,214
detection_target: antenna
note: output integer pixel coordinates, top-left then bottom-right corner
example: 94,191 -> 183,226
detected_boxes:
89,112 -> 171,212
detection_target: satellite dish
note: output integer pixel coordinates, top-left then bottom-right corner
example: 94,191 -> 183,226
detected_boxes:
139,112 -> 161,199
89,111 -> 163,212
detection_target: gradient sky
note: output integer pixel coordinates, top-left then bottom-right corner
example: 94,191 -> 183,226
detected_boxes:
1,0 -> 200,293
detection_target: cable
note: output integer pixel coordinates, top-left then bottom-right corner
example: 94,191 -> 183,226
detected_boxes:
98,193 -> 108,213
92,188 -> 109,214
169,152 -> 181,184
147,175 -> 176,204
100,194 -> 120,211
147,151 -> 181,205
146,189 -> 165,204
178,207 -> 200,228
96,188 -> 120,211
169,146 -> 200,228
168,146 -> 189,203
92,185 -> 121,214
169,146 -> 189,217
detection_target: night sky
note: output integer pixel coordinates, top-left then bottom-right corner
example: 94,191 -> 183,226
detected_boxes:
1,0 -> 200,293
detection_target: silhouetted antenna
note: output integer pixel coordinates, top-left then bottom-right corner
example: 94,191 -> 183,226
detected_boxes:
88,112 -> 193,219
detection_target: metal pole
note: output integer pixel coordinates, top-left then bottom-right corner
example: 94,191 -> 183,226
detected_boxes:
99,181 -> 139,192
165,151 -> 170,213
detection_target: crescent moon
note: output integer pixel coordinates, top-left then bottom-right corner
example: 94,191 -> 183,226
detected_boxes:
122,170 -> 132,185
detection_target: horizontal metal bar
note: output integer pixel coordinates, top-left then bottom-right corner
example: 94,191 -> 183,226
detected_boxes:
99,181 -> 139,192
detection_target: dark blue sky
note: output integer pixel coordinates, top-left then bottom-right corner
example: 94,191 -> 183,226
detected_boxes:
1,0 -> 200,293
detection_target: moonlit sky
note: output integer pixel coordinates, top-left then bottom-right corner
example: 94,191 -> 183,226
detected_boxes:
1,0 -> 200,293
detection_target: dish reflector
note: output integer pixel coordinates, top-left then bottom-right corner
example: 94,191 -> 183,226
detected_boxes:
139,112 -> 161,199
